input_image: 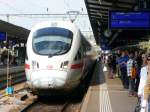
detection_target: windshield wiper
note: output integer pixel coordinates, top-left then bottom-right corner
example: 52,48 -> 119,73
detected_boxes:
48,50 -> 63,58
48,53 -> 53,58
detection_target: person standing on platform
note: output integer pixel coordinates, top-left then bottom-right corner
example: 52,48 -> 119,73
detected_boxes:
127,53 -> 138,96
117,51 -> 129,89
141,55 -> 150,112
138,54 -> 148,112
107,54 -> 113,78
112,54 -> 117,78
116,52 -> 121,78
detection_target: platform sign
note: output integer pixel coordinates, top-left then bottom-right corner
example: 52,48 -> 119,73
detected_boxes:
0,32 -> 6,41
109,11 -> 150,29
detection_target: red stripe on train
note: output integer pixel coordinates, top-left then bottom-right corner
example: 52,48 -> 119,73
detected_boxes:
25,64 -> 30,69
71,63 -> 83,69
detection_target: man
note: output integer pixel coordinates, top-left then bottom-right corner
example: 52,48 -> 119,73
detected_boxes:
127,53 -> 137,96
117,51 -> 129,89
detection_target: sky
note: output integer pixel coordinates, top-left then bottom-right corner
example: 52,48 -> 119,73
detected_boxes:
0,0 -> 93,36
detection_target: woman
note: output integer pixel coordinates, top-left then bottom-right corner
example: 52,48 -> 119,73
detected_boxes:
138,54 -> 148,111
141,55 -> 150,112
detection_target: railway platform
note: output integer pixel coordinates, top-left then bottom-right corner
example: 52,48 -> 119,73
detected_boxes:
81,61 -> 137,112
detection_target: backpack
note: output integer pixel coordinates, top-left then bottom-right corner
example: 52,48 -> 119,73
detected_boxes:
131,61 -> 137,79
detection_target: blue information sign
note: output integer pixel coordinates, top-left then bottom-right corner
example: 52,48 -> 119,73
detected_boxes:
0,32 -> 6,41
109,11 -> 150,29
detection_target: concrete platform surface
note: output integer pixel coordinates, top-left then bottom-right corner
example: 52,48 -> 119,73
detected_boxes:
81,62 -> 137,112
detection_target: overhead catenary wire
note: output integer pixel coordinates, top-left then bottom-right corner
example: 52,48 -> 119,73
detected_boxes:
0,13 -> 89,30
0,0 -> 87,20
0,13 -> 88,18
0,13 -> 91,35
0,1 -> 93,38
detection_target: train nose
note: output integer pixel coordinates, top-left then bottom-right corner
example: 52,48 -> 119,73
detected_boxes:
32,78 -> 66,89
30,70 -> 68,89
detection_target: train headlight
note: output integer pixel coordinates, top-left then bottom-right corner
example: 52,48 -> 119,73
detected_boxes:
32,60 -> 39,69
61,61 -> 69,69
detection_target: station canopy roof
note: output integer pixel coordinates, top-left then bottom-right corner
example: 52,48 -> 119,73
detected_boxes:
85,0 -> 150,49
0,20 -> 30,43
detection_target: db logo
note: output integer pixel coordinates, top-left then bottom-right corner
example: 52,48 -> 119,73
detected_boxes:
47,65 -> 53,69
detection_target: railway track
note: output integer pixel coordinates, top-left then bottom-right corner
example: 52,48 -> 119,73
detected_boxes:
22,96 -> 72,112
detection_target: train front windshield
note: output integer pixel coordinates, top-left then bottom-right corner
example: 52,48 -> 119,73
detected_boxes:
33,27 -> 73,55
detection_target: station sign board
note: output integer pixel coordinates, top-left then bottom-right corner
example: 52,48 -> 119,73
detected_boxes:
109,11 -> 150,29
0,32 -> 6,41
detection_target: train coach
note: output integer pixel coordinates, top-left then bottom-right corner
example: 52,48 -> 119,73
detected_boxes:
25,21 -> 94,95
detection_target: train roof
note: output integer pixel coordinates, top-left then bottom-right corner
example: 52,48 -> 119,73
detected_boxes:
30,21 -> 79,33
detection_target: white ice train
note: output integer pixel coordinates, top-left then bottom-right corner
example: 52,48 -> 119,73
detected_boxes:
25,21 -> 94,95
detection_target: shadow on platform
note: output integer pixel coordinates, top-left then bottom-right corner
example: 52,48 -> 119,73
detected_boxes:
90,61 -> 106,86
